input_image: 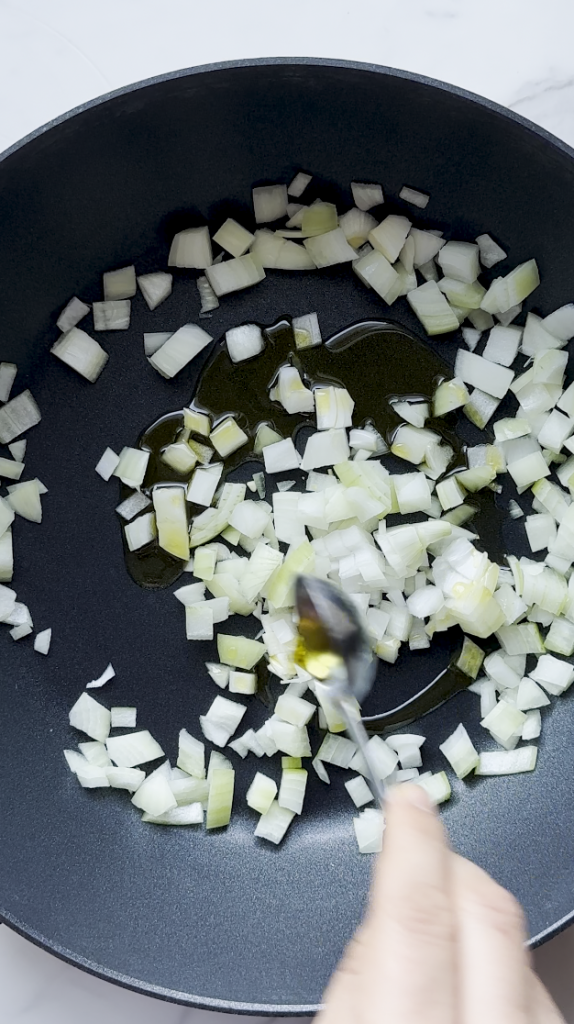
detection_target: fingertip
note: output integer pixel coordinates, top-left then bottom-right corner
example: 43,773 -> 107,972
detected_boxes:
387,782 -> 435,815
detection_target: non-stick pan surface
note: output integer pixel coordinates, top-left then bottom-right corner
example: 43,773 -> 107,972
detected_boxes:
2,59 -> 574,1016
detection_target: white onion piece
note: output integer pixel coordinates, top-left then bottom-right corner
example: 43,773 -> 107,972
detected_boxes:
293,311 -> 322,350
5,480 -> 42,522
416,772 -> 452,804
262,437 -> 300,474
288,171 -> 312,197
0,390 -> 40,444
273,366 -> 314,414
369,215 -> 411,263
132,767 -> 177,816
353,807 -> 385,853
33,627 -> 51,655
351,182 -> 384,210
252,184 -> 288,223
475,747 -> 537,775
407,281 -> 459,336
542,304 -> 574,341
110,706 -> 137,728
186,463 -> 223,507
201,694 -> 246,746
176,728 -> 205,778
275,693 -> 315,727
0,457 -> 24,480
103,266 -> 136,300
169,226 -> 212,268
339,208 -> 377,248
75,762 -> 110,789
0,362 -> 17,403
113,447 -> 149,488
353,248 -> 400,303
10,623 -> 32,640
303,228 -> 356,267
115,491 -> 152,521
345,775 -> 374,808
228,670 -> 256,694
399,185 -> 429,208
137,272 -> 173,310
213,218 -> 254,258
86,662 -> 115,689
316,733 -> 357,768
92,300 -> 131,331
315,386 -> 354,430
210,417 -> 249,458
439,723 -> 479,778
95,447 -> 120,481
480,700 -> 526,743
522,709 -> 542,741
56,297 -> 90,333
246,771 -> 277,814
78,741 -> 112,767
226,324 -> 264,363
516,677 -> 550,710
0,583 -> 16,619
149,323 -> 212,378
476,233 -> 507,268
482,325 -> 522,366
255,799 -> 294,844
69,693 -> 111,742
107,767 -> 145,791
455,349 -> 514,399
106,730 -> 164,767
206,767 -> 235,829
530,654 -> 574,694
124,512 -> 156,551
301,429 -> 350,470
278,768 -> 308,814
51,327 -> 109,380
144,332 -> 172,356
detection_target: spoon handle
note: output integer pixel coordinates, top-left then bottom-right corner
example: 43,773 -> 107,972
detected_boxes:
338,698 -> 386,807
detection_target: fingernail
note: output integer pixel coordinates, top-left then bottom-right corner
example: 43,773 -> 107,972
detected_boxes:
388,783 -> 435,814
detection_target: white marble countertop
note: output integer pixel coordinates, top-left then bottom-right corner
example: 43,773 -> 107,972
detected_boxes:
2,0 -> 574,1020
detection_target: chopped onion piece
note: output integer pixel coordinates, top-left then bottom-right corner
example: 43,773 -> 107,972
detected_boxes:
345,775 -> 374,807
304,228 -> 356,267
273,365 -> 314,414
315,386 -> 354,430
110,706 -> 137,728
399,185 -> 429,208
207,253 -> 266,296
480,700 -> 526,743
86,662 -> 115,689
213,218 -> 254,258
522,709 -> 542,741
78,741 -> 112,768
113,447 -> 149,488
132,767 -> 177,816
464,389 -> 501,429
275,693 -> 315,727
437,241 -> 479,283
278,768 -> 308,814
246,771 -> 277,814
51,328 -> 109,380
339,208 -> 377,248
107,767 -> 145,791
93,300 -> 130,331
149,323 -> 212,378
482,325 -> 522,366
153,485 -> 189,561
10,623 -> 32,640
75,762 -> 110,789
176,729 -> 205,778
439,723 -> 479,778
407,281 -> 459,335
354,807 -> 385,853
211,417 -> 248,457
56,296 -> 90,333
542,304 -> 574,342
169,226 -> 212,268
103,265 -> 136,300
353,248 -> 400,303
138,272 -> 172,310
516,676 -> 550,710
476,233 -> 507,268
301,429 -> 350,471
530,654 -> 574,694
433,378 -> 469,417
226,324 -> 264,363
475,747 -> 537,775
34,627 -> 51,655
0,362 -> 17,404
106,730 -> 164,767
255,799 -> 295,844
0,390 -> 40,443
0,457 -> 24,481
253,184 -> 288,223
293,312 -> 322,350
124,511 -> 156,551
228,670 -> 257,694
317,733 -> 357,768
288,172 -> 312,197
455,349 -> 514,399
144,331 -> 171,356
369,215 -> 411,263
187,462 -> 223,507
95,447 -> 120,481
351,182 -> 384,211
142,803 -> 203,825
6,479 -> 42,522
115,490 -> 152,521
205,768 -> 235,829
69,692 -> 111,742
262,437 -> 300,474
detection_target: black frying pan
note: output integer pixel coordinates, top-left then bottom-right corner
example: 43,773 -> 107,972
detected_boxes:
1,58 -> 574,1016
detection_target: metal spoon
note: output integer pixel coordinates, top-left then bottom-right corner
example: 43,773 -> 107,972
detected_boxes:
295,574 -> 386,806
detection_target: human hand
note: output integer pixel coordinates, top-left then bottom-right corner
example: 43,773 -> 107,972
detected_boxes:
319,784 -> 564,1023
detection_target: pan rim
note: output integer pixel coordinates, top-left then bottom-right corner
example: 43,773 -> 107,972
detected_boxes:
1,54 -> 574,1015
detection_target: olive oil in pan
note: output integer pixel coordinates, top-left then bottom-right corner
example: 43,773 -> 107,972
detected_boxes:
121,316 -> 507,726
